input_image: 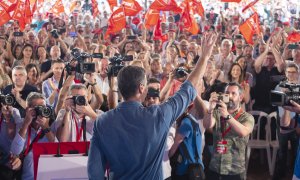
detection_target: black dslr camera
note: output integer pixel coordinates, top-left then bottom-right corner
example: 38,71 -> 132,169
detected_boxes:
0,94 -> 15,106
175,67 -> 189,78
66,48 -> 103,74
107,54 -> 133,77
147,88 -> 160,98
72,96 -> 86,106
270,81 -> 300,106
35,106 -> 52,118
50,29 -> 59,39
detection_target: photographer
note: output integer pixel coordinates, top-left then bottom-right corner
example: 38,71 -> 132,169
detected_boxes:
2,66 -> 38,118
10,92 -> 56,180
203,82 -> 254,180
0,103 -> 22,179
282,101 -> 300,180
273,62 -> 300,179
53,84 -> 101,142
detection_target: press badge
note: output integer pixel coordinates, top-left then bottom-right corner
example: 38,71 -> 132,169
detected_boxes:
216,139 -> 228,154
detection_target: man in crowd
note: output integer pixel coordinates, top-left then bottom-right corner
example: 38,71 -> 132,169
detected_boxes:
52,83 -> 101,142
3,66 -> 38,118
253,34 -> 285,113
87,33 -> 217,179
11,92 -> 56,180
203,82 -> 254,180
282,101 -> 300,180
214,39 -> 236,79
273,62 -> 299,179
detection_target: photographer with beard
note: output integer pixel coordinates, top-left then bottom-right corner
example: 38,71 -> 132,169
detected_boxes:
203,82 -> 254,180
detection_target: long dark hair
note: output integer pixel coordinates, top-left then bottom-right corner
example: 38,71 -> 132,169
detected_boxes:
19,44 -> 34,60
228,62 -> 244,84
235,55 -> 247,80
12,44 -> 23,60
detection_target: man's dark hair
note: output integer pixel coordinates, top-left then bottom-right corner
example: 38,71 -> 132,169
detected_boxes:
234,34 -> 243,40
51,59 -> 65,66
225,82 -> 243,94
148,78 -> 160,85
118,66 -> 146,100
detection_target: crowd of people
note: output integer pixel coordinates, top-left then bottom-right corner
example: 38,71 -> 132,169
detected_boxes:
0,0 -> 300,180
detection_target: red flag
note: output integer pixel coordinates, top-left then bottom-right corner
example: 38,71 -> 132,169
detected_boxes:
154,17 -> 162,40
239,13 -> 260,44
287,32 -> 300,43
221,0 -> 241,2
91,0 -> 100,18
150,0 -> 182,14
242,0 -> 259,13
145,9 -> 159,29
181,0 -> 199,35
69,1 -> 77,13
30,0 -> 38,14
11,0 -> 26,30
105,7 -> 126,37
192,0 -> 204,17
50,0 -> 64,15
24,0 -> 32,24
0,4 -> 11,26
0,0 -> 18,13
107,0 -> 117,11
122,0 -> 143,16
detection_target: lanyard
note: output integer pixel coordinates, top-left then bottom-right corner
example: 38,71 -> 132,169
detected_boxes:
23,127 -> 43,158
72,112 -> 84,142
221,108 -> 244,138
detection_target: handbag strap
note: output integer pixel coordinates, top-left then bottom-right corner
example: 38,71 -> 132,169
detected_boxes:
187,114 -> 200,161
179,114 -> 200,163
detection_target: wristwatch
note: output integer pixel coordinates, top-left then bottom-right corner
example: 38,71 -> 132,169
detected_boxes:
223,114 -> 232,121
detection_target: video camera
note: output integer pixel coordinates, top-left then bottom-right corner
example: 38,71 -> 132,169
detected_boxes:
107,54 -> 133,77
35,105 -> 52,118
0,94 -> 15,106
66,48 -> 103,74
270,81 -> 300,106
175,67 -> 189,79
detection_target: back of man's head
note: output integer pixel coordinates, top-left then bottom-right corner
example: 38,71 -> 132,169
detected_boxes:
118,66 -> 146,100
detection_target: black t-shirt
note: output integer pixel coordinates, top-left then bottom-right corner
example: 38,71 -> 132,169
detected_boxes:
3,84 -> 38,118
41,60 -> 52,73
252,66 -> 284,112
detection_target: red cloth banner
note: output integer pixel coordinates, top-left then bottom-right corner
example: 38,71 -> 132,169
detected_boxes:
239,13 -> 260,44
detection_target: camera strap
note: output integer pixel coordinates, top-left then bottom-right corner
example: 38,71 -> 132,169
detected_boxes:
221,108 -> 244,138
21,127 -> 43,159
71,112 -> 84,142
0,114 -> 3,133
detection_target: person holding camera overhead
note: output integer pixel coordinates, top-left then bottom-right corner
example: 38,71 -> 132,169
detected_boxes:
52,82 -> 102,142
10,92 -> 56,180
203,82 -> 254,180
273,62 -> 300,179
2,66 -> 38,118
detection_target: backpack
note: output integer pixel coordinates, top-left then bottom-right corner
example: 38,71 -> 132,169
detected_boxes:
170,114 -> 205,180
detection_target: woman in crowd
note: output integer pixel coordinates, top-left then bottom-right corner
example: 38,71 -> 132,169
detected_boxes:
25,63 -> 40,90
12,44 -> 38,67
